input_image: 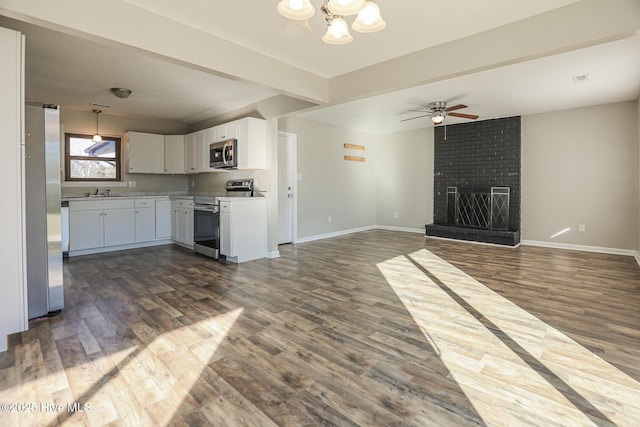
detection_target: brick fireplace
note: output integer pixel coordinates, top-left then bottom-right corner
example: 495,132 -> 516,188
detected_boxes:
426,116 -> 521,246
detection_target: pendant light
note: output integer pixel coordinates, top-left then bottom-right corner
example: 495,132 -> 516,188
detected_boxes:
352,0 -> 385,33
92,110 -> 102,142
327,0 -> 365,16
322,15 -> 353,45
277,0 -> 315,20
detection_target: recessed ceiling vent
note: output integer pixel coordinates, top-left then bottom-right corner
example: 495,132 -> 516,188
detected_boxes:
572,74 -> 590,84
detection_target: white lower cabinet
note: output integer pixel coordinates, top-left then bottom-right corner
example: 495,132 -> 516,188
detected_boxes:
155,199 -> 172,239
70,200 -> 136,251
219,197 -> 267,263
171,198 -> 194,247
104,209 -> 136,246
134,200 -> 156,243
69,197 -> 172,255
69,209 -> 104,250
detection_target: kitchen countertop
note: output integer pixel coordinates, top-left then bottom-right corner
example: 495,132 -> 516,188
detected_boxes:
62,193 -> 191,202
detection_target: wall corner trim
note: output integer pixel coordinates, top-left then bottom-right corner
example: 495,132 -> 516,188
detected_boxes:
634,250 -> 640,267
268,250 -> 281,259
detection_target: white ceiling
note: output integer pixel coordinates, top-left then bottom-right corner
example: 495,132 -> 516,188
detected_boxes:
299,35 -> 640,133
0,0 -> 638,132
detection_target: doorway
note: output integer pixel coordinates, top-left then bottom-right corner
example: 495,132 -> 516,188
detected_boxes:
278,131 -> 297,244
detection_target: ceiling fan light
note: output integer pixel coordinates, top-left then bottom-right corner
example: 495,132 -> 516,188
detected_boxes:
327,0 -> 365,16
352,1 -> 385,33
277,0 -> 315,20
323,17 -> 353,44
431,111 -> 445,124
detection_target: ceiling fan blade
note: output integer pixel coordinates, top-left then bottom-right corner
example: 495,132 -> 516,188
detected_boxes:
400,114 -> 431,122
448,112 -> 479,120
444,104 -> 467,112
407,109 -> 431,113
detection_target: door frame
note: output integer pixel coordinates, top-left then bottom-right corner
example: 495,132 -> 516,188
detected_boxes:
278,131 -> 298,244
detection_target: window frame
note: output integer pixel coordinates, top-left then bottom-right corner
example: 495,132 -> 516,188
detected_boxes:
64,132 -> 122,182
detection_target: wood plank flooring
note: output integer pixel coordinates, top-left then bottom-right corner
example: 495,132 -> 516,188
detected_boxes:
1,230 -> 639,426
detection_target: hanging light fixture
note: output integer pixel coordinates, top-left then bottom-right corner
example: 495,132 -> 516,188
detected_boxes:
92,110 -> 102,142
278,0 -> 385,45
352,0 -> 385,33
321,6 -> 353,45
277,0 -> 315,20
326,0 -> 365,16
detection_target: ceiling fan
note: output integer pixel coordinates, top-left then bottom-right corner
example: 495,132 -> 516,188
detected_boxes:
401,101 -> 479,125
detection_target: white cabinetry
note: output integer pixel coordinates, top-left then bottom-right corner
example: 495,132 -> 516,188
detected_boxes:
134,199 -> 155,243
184,132 -> 197,174
236,117 -> 267,170
126,132 -> 186,174
70,200 -> 135,251
155,199 -> 171,239
171,198 -> 194,247
1,27 -> 28,349
126,131 -> 164,174
219,197 -> 267,263
164,135 -> 185,174
194,130 -> 208,173
214,121 -> 238,141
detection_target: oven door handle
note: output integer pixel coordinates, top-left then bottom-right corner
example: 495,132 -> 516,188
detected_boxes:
194,205 -> 219,212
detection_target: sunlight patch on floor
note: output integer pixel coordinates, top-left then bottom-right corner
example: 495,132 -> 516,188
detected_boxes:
0,308 -> 243,426
377,249 -> 640,426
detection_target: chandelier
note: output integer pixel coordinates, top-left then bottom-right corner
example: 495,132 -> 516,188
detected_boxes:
277,0 -> 386,45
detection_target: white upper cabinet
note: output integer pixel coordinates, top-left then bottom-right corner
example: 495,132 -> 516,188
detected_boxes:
184,132 -> 196,174
215,121 -> 238,142
126,131 -> 164,174
194,129 -> 208,173
236,117 -> 266,170
163,135 -> 184,174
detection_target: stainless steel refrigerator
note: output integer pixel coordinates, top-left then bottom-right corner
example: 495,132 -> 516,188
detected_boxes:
25,103 -> 64,319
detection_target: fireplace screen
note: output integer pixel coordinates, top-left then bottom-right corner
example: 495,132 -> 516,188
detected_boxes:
447,187 -> 510,230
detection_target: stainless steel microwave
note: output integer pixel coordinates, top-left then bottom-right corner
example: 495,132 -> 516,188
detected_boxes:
210,138 -> 237,169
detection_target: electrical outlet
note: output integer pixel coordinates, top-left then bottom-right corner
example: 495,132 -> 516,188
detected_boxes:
128,181 -> 136,187
328,216 -> 332,223
578,224 -> 586,232
393,212 -> 398,219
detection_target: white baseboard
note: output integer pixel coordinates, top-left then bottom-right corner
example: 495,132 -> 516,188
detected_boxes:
295,225 -> 377,243
521,239 -> 636,257
635,250 -> 640,267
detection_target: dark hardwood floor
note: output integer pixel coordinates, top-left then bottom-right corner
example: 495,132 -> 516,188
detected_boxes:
1,230 -> 639,426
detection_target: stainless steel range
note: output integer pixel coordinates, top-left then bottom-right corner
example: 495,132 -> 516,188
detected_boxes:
193,179 -> 254,259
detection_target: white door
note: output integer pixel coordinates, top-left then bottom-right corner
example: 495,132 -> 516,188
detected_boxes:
278,132 -> 297,244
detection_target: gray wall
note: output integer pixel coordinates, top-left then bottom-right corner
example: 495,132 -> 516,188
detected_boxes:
282,101 -> 638,253
521,101 -> 638,250
376,128 -> 433,230
60,108 -> 189,196
279,116 -> 377,239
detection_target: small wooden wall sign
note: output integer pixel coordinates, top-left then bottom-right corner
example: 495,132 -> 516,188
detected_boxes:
344,155 -> 365,162
344,143 -> 365,151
